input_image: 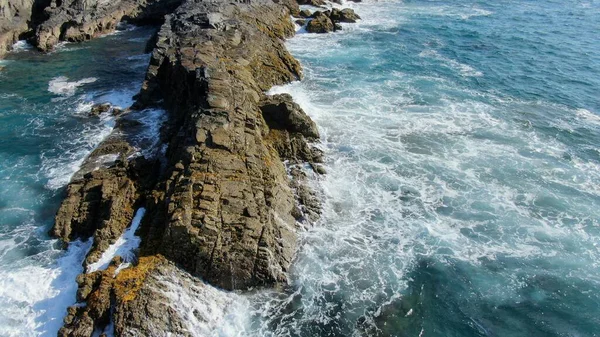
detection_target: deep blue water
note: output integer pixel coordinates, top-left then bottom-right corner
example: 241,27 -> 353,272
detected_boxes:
1,0 -> 600,336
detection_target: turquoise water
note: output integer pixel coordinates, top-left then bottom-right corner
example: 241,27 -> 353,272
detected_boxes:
1,0 -> 600,336
0,26 -> 153,336
225,0 -> 600,336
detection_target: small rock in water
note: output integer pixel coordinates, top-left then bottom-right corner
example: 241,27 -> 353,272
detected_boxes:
297,0 -> 326,6
307,12 -> 334,33
312,163 -> 327,174
295,19 -> 307,26
111,107 -> 125,116
299,9 -> 312,18
341,8 -> 361,22
89,103 -> 111,117
330,8 -> 361,23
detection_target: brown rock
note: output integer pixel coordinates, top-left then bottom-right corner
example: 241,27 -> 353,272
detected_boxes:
260,93 -> 319,139
306,12 -> 334,33
132,0 -> 307,291
89,103 -> 111,117
51,0 -> 327,333
297,0 -> 326,6
299,9 -> 312,18
330,8 -> 361,23
34,0 -> 183,52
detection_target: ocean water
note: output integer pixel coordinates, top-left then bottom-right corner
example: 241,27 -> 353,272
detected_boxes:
219,0 -> 600,336
1,0 -> 600,336
0,26 -> 155,336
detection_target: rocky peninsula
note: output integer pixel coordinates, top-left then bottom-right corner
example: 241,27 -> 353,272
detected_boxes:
1,0 -> 360,334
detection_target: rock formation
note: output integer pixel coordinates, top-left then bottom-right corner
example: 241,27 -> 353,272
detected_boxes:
0,0 -> 362,333
34,0 -> 182,51
307,10 -> 334,33
305,8 -> 361,33
0,0 -> 49,56
48,0 -> 336,333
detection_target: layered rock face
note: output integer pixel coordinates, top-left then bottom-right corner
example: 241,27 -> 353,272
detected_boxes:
52,0 -> 326,334
0,0 -> 49,56
32,0 -> 363,332
34,0 -> 181,51
134,0 -> 310,290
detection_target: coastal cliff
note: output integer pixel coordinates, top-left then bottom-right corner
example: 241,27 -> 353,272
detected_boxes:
0,0 -> 360,333
47,0 -> 330,334
0,0 -> 48,57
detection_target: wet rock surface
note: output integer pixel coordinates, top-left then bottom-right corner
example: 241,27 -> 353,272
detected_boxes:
304,7 -> 360,33
306,10 -> 333,33
34,0 -> 182,51
0,0 -> 49,56
45,0 -> 344,334
0,0 -> 363,331
133,0 -> 307,291
333,7 -> 360,22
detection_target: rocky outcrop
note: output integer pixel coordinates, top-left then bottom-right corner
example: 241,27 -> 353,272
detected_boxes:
330,7 -> 360,23
305,8 -> 360,33
34,0 -> 181,51
306,10 -> 333,33
131,0 -> 310,291
261,93 -> 319,139
52,130 -> 159,268
60,256 -> 198,337
52,0 -> 327,334
297,0 -> 325,6
0,0 -> 49,57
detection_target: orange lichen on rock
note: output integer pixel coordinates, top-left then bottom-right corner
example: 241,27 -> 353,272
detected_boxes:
114,255 -> 165,302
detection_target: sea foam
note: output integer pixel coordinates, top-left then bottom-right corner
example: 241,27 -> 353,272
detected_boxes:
87,208 -> 146,273
48,76 -> 97,97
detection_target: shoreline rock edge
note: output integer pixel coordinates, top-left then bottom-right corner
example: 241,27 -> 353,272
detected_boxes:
50,0 -> 336,334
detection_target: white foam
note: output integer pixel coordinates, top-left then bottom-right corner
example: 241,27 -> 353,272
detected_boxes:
576,108 -> 600,126
129,108 -> 168,159
155,272 -> 249,337
222,5 -> 600,330
42,87 -> 141,190
11,40 -> 34,52
48,76 -> 98,97
43,119 -> 115,190
0,239 -> 91,337
419,49 -> 483,77
87,208 -> 146,273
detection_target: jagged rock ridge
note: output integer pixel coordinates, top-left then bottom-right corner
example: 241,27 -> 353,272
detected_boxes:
2,0 -> 363,333
48,0 -> 338,334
